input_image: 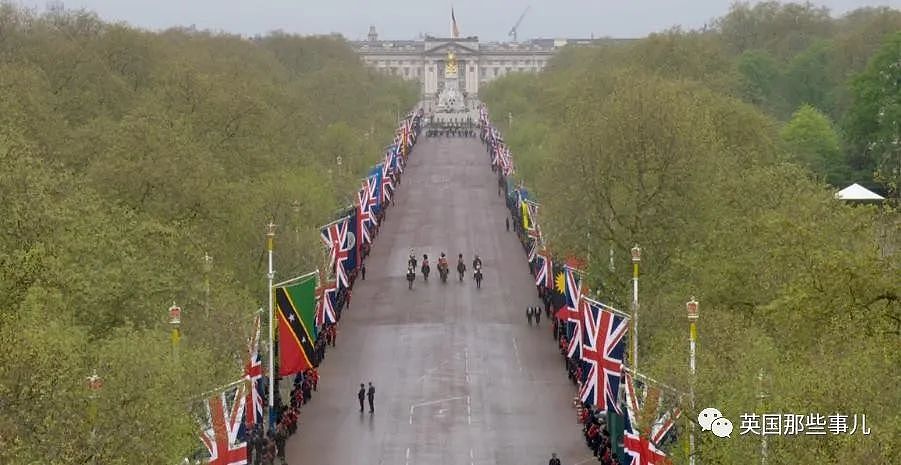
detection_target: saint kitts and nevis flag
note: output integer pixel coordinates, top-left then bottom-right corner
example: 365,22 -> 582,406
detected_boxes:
276,272 -> 319,376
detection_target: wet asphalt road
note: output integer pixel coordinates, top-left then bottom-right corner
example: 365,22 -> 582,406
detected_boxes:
285,133 -> 587,465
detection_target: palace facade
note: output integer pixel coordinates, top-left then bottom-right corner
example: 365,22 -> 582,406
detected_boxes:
350,26 -> 617,98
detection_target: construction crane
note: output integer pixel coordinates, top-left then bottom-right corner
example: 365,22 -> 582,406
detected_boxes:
508,5 -> 530,42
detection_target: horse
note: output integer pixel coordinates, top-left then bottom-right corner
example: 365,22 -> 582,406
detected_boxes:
406,268 -> 416,289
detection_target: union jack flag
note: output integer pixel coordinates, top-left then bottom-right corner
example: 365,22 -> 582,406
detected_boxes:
402,119 -> 414,148
528,239 -> 538,263
535,251 -> 553,288
578,298 -> 628,413
357,186 -> 374,245
623,371 -> 681,442
319,216 -> 350,288
389,142 -> 405,174
622,371 -> 682,465
200,383 -> 248,465
316,281 -> 338,327
365,176 -> 380,221
553,266 -> 585,358
243,314 -> 264,429
382,154 -> 394,203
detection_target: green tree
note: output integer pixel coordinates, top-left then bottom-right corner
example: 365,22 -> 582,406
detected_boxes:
780,104 -> 848,185
782,39 -> 839,116
0,3 -> 418,461
736,49 -> 783,108
844,31 -> 901,196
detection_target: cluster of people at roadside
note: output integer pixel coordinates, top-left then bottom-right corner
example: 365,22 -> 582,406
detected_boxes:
486,121 -> 618,464
579,403 -> 617,464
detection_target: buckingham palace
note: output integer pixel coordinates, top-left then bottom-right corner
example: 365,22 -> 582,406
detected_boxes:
350,25 -> 612,99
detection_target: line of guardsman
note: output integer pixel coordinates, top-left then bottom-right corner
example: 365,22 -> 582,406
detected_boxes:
426,118 -> 477,138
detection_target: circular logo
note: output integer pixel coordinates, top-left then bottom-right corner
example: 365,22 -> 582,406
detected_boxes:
345,231 -> 356,249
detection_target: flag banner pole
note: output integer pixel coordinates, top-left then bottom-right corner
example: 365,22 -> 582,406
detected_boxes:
193,378 -> 248,402
583,296 -> 631,320
563,263 -> 588,276
623,366 -> 682,396
317,213 -> 352,232
273,269 -> 320,289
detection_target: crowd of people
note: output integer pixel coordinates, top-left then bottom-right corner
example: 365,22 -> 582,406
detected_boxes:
425,117 -> 476,137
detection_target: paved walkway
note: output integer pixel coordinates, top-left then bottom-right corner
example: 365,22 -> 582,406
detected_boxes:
286,133 -> 587,465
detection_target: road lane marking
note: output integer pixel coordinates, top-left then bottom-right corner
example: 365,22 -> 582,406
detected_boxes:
464,346 -> 471,383
405,447 -> 410,465
512,336 -> 523,372
470,448 -> 474,465
409,396 -> 468,425
467,395 -> 472,425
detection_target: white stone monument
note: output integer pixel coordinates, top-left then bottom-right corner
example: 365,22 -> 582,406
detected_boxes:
437,50 -> 466,113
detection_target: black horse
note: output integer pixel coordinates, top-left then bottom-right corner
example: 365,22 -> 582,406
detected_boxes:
406,268 -> 416,289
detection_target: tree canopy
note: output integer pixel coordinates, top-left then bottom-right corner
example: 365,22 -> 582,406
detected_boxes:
0,4 -> 417,463
482,3 -> 899,464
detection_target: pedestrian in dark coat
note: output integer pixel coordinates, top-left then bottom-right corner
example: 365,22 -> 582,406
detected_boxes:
367,382 -> 375,413
275,423 -> 288,464
534,306 -> 541,326
357,383 -> 365,412
505,217 -> 510,231
526,307 -> 533,326
361,263 -> 366,280
549,453 -> 561,465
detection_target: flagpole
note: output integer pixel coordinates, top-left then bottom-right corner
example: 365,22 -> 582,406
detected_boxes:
630,245 -> 641,373
266,221 -> 276,431
687,298 -> 699,465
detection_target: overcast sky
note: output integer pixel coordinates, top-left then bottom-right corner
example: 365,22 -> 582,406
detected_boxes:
13,0 -> 901,41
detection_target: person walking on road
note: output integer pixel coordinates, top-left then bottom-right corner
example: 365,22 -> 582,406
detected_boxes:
367,382 -> 375,413
526,307 -> 533,326
357,383 -> 365,412
534,305 -> 541,326
361,263 -> 366,280
548,452 -> 561,465
505,217 -> 510,231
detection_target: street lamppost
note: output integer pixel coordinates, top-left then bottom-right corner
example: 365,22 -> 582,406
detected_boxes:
169,302 -> 182,360
630,245 -> 641,372
203,253 -> 212,319
687,297 -> 699,465
265,221 -> 276,431
758,369 -> 768,465
292,200 -> 301,264
86,369 -> 102,464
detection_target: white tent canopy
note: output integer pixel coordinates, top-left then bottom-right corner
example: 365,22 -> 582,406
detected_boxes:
835,183 -> 884,201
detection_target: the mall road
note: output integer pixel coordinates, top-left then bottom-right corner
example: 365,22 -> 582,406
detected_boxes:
285,129 -> 588,465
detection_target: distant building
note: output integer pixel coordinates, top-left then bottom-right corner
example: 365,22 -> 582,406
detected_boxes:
350,26 -> 629,98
